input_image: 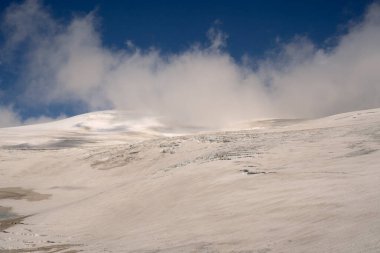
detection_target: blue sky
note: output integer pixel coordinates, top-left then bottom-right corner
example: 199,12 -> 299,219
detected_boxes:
0,0 -> 379,127
1,0 -> 372,59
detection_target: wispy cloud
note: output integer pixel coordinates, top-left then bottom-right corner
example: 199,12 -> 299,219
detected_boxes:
0,105 -> 64,127
0,105 -> 21,127
1,0 -> 380,127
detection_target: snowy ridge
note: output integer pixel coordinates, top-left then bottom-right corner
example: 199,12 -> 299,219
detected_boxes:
2,111 -> 164,133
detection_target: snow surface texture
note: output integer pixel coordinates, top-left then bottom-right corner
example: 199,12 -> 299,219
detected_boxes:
0,109 -> 380,252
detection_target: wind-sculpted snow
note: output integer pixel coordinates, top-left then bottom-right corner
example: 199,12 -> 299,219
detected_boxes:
0,109 -> 380,252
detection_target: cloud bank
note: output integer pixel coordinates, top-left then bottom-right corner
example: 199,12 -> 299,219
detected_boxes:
1,0 -> 380,127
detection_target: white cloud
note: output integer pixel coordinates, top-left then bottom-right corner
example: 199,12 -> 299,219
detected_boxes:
2,0 -> 380,127
0,106 -> 22,127
0,105 -> 65,128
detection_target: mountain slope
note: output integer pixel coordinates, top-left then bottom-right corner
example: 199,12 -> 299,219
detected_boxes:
1,108 -> 380,252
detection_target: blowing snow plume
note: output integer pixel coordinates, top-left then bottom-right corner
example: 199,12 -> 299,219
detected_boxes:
1,0 -> 380,127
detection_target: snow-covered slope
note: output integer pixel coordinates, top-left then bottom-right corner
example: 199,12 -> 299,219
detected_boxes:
0,110 -> 223,149
1,108 -> 380,252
